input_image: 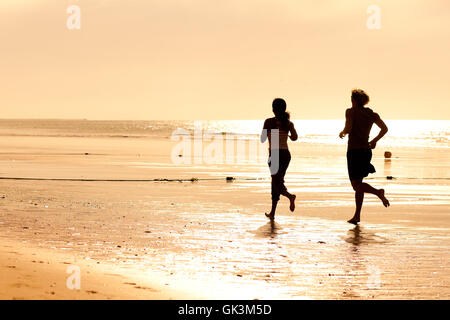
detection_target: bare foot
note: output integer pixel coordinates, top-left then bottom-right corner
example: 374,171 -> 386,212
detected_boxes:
289,194 -> 296,212
265,212 -> 275,220
347,217 -> 360,225
378,189 -> 390,207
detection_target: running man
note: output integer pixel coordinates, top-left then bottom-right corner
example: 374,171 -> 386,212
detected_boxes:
339,89 -> 390,224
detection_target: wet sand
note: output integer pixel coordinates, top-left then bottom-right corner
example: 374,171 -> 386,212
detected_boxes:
0,135 -> 449,299
1,178 -> 449,299
0,236 -> 198,300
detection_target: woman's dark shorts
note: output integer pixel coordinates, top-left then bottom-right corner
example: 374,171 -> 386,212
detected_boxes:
268,149 -> 291,201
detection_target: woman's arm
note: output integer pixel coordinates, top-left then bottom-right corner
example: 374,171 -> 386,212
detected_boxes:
289,121 -> 298,141
261,119 -> 269,143
339,108 -> 353,139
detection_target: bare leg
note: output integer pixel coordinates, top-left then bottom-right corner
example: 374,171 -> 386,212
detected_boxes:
378,189 -> 390,207
265,200 -> 278,220
348,190 -> 364,224
267,150 -> 293,219
281,190 -> 296,212
348,179 -> 390,224
358,183 -> 390,207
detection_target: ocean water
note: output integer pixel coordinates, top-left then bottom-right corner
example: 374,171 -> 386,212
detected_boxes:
0,119 -> 448,149
0,119 -> 448,198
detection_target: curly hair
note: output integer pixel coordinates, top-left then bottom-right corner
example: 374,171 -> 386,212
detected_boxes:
351,89 -> 370,106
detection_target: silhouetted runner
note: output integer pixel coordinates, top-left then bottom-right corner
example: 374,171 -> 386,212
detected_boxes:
261,98 -> 298,220
339,89 -> 390,224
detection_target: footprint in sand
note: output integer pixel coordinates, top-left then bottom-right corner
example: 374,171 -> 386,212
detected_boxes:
11,282 -> 30,288
133,285 -> 158,292
104,273 -> 125,279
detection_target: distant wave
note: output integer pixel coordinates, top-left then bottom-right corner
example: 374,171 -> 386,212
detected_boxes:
0,119 -> 448,148
0,176 -> 264,182
0,133 -> 153,139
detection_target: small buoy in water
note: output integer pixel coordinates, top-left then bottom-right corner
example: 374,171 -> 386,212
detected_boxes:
226,177 -> 235,182
84,152 -> 89,155
384,151 -> 392,159
386,176 -> 394,180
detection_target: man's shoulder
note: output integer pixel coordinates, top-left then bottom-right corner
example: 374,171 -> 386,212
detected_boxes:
364,107 -> 380,120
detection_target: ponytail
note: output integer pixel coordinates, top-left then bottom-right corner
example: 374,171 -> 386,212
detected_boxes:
272,98 -> 290,129
278,111 -> 290,123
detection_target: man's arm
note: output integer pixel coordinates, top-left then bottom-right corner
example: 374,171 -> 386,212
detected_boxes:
339,109 -> 353,139
369,116 -> 388,149
289,121 -> 298,141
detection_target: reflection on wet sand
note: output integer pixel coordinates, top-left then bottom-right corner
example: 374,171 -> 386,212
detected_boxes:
347,225 -> 363,246
254,220 -> 280,238
344,226 -> 388,246
383,158 -> 392,177
1,179 -> 449,299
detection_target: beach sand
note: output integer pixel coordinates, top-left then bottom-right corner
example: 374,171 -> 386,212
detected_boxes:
0,236 -> 196,300
0,135 -> 449,299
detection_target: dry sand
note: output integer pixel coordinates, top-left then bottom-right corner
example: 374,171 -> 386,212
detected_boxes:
0,237 -> 196,300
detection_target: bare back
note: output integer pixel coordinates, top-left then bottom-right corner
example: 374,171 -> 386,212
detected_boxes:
263,117 -> 293,150
347,107 -> 380,150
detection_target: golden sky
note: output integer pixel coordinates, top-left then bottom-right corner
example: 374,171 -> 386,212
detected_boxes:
1,0 -> 449,120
